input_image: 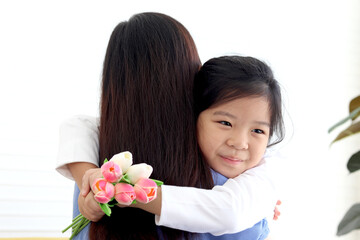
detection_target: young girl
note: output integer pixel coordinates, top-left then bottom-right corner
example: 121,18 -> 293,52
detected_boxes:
191,55 -> 283,239
57,12 -> 281,239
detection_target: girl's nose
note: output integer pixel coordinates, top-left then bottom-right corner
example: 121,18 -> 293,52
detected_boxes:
226,134 -> 248,150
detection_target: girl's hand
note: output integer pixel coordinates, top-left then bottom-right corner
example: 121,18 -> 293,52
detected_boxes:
273,200 -> 281,220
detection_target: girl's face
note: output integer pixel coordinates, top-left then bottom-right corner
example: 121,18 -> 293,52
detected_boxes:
197,96 -> 270,178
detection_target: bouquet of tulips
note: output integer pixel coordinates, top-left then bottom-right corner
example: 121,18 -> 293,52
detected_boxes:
62,151 -> 163,239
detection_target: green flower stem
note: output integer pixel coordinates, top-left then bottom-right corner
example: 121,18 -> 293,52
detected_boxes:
77,219 -> 91,234
70,217 -> 86,240
72,213 -> 83,222
62,215 -> 83,233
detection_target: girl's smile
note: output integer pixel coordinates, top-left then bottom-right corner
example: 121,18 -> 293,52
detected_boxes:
220,155 -> 246,164
221,158 -> 244,166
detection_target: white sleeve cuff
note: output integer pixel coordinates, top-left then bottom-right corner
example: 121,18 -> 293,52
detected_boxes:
55,115 -> 100,180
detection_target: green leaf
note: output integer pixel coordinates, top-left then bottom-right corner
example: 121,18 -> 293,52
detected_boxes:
331,121 -> 360,144
329,106 -> 360,133
99,203 -> 112,217
350,96 -> 360,121
104,158 -> 108,163
347,151 -> 360,173
337,203 -> 360,236
151,179 -> 164,186
120,173 -> 132,184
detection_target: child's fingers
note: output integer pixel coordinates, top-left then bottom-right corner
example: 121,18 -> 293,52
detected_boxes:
273,200 -> 281,220
274,208 -> 281,217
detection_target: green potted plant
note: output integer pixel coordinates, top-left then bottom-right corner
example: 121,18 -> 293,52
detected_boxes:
329,95 -> 360,236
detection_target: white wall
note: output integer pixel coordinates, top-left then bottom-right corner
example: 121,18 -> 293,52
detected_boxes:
0,0 -> 359,239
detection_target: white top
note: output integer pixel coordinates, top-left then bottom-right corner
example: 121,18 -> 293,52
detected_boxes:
56,115 -> 100,180
56,115 -> 278,235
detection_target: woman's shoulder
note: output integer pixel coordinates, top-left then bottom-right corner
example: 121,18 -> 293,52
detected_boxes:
61,114 -> 99,130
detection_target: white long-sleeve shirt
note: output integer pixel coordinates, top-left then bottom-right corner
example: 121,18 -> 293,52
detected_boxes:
56,115 -> 278,235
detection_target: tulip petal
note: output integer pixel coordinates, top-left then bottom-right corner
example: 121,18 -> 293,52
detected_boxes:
101,161 -> 122,183
126,163 -> 153,184
94,192 -> 111,204
110,151 -> 133,173
134,178 -> 158,203
134,185 -> 148,203
92,178 -> 115,203
114,183 -> 136,205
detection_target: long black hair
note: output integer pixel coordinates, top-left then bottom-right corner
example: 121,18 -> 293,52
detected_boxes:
90,12 -> 213,240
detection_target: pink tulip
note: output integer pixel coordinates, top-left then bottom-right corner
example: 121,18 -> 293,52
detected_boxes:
101,160 -> 122,183
92,178 -> 115,204
134,178 -> 158,204
114,183 -> 136,206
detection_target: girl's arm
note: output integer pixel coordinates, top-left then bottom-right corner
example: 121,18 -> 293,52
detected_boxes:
153,158 -> 278,235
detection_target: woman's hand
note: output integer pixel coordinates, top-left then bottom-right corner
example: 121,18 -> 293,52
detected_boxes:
77,168 -> 104,222
78,190 -> 104,221
81,168 -> 103,197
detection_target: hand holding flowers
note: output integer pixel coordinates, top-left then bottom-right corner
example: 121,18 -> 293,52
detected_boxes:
62,151 -> 163,239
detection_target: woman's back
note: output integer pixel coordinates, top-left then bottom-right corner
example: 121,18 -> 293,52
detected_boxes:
90,12 -> 213,240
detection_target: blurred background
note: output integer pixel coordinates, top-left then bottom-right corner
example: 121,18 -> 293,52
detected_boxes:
0,0 -> 359,239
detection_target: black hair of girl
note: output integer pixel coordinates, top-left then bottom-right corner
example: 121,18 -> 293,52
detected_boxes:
91,12 -> 213,240
194,55 -> 285,146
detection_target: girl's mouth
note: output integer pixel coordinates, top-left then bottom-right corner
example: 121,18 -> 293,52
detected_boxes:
220,155 -> 245,164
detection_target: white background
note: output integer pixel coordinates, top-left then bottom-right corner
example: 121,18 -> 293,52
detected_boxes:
0,0 -> 359,239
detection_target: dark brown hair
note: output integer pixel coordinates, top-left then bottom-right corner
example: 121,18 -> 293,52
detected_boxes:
90,12 -> 213,240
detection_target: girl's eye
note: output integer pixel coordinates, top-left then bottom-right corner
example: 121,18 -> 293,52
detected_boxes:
219,121 -> 232,127
252,129 -> 264,134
